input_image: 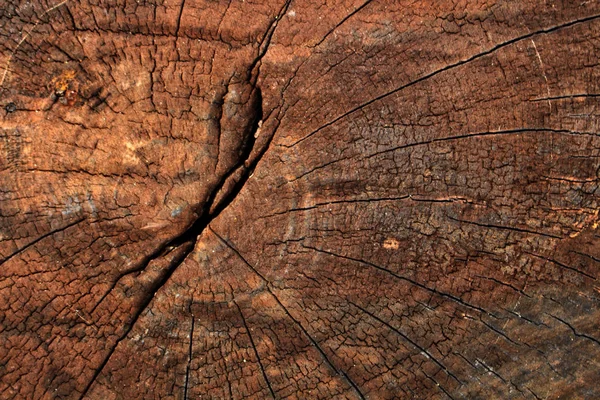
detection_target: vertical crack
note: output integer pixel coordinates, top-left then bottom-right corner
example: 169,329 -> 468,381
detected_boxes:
247,0 -> 292,81
184,301 -> 195,400
174,0 -> 186,38
233,299 -> 276,399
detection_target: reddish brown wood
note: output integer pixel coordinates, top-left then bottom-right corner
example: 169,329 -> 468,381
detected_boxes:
1,1 -> 600,398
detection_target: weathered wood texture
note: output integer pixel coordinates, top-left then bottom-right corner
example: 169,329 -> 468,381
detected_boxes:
1,0 -> 600,398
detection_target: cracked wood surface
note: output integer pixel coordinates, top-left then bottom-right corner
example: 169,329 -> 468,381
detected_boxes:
1,0 -> 600,399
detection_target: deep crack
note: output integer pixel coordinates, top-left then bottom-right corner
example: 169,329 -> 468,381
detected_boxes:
78,2 -> 292,396
80,70 -> 270,400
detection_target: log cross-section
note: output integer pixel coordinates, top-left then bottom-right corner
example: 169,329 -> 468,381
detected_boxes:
1,1 -> 600,399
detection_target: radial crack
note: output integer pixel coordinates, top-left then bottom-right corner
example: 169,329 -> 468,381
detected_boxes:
184,301 -> 195,400
349,300 -> 463,387
210,228 -> 367,400
233,300 -> 276,399
286,13 -> 600,147
302,244 -> 497,317
548,314 -> 600,346
0,217 -> 85,266
248,0 -> 292,78
80,56 -> 269,399
313,0 -> 375,47
282,128 -> 599,184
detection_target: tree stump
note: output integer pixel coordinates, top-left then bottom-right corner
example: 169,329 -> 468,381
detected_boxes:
1,1 -> 599,398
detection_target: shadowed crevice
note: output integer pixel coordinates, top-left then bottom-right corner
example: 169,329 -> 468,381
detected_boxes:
77,3 -> 294,396
79,92 -> 266,398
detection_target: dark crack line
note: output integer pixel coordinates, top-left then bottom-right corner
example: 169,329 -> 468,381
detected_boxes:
259,194 -> 484,219
88,243 -> 172,315
215,0 -> 233,37
89,242 -> 179,314
454,352 -> 480,374
525,251 -> 597,280
455,352 -> 525,395
447,216 -> 562,239
248,0 -> 292,80
503,308 -> 549,328
285,13 -> 600,147
526,387 -> 543,400
78,241 -> 195,400
174,0 -> 186,38
548,314 -> 600,346
573,250 -> 600,264
280,155 -> 354,185
211,82 -> 229,173
302,244 -> 497,317
475,358 -> 508,384
478,318 -> 524,348
268,294 -> 367,400
210,228 -> 366,400
530,93 -> 600,102
313,0 -> 375,47
0,217 -> 85,266
184,299 -> 195,400
474,358 -> 526,396
422,371 -> 456,400
475,275 -> 532,298
81,62 -> 270,399
349,300 -> 463,387
281,128 -> 599,184
89,87 -> 265,315
233,300 -> 276,399
258,195 -> 411,219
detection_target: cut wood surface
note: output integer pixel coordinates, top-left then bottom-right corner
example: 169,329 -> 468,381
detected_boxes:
1,0 -> 600,398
